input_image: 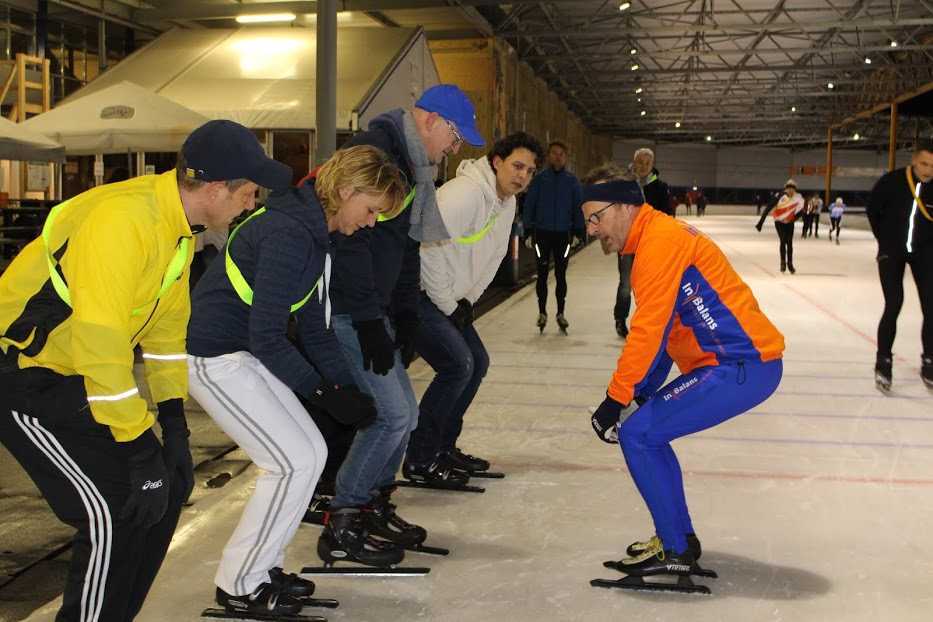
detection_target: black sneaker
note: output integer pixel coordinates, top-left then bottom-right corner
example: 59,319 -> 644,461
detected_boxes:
922,355 -> 933,390
362,486 -> 427,547
215,582 -> 303,616
402,457 -> 470,486
317,507 -> 404,567
875,354 -> 893,393
445,447 -> 490,473
268,567 -> 314,598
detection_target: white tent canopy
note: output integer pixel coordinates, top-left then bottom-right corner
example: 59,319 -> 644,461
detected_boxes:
60,26 -> 440,130
0,116 -> 64,162
21,81 -> 210,155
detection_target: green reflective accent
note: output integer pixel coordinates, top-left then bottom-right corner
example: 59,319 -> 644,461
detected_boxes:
225,207 -> 319,312
454,212 -> 499,245
376,188 -> 416,222
42,200 -> 190,316
645,173 -> 658,185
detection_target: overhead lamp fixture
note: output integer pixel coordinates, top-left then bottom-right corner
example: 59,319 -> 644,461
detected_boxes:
675,121 -> 681,128
634,87 -> 643,94
827,82 -> 835,89
631,63 -> 640,71
853,132 -> 860,140
791,105 -> 797,112
864,57 -> 872,64
706,135 -> 712,142
630,48 -> 638,55
619,2 -> 631,11
637,97 -> 642,102
890,40 -> 899,48
640,110 -> 646,116
236,12 -> 296,23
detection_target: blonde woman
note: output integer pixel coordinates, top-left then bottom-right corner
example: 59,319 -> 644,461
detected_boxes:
187,146 -> 406,618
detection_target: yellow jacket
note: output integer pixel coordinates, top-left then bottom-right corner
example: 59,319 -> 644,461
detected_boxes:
0,171 -> 193,441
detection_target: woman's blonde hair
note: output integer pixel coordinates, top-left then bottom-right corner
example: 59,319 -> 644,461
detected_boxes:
315,145 -> 407,219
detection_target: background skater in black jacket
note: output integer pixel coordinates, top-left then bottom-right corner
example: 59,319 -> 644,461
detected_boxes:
867,139 -> 933,392
315,84 -> 485,567
613,147 -> 671,338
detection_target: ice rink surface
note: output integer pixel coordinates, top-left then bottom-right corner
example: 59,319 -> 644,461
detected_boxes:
24,214 -> 933,622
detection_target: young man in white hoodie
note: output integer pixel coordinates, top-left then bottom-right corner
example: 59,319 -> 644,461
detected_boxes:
403,132 -> 544,482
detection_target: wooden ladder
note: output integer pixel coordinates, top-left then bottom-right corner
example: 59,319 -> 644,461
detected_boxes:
0,53 -> 51,121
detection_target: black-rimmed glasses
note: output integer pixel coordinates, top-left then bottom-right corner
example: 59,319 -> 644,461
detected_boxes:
587,202 -> 617,226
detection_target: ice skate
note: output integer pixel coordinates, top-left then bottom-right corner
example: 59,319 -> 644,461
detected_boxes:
400,455 -> 485,493
362,486 -> 448,556
922,355 -> 933,391
202,581 -> 327,621
302,492 -> 331,526
536,312 -> 547,334
875,354 -> 893,394
787,263 -> 796,275
615,320 -> 629,339
268,568 -> 339,609
556,313 -> 569,335
443,447 -> 504,479
606,534 -> 702,568
591,541 -> 716,595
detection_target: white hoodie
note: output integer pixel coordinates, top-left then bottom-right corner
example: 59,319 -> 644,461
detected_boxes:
420,157 -> 516,316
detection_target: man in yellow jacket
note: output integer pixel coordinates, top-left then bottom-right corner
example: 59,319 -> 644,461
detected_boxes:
0,120 -> 291,622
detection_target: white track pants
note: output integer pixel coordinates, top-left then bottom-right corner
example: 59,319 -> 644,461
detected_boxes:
188,352 -> 327,596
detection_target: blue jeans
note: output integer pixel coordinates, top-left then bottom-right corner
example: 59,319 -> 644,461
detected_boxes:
331,314 -> 419,508
619,359 -> 783,555
407,294 -> 489,465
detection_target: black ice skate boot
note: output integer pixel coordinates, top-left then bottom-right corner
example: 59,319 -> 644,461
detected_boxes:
445,447 -> 491,473
402,455 -> 471,487
922,354 -> 933,390
269,567 -> 314,598
875,353 -> 893,394
536,312 -> 547,334
623,534 -> 702,561
615,542 -> 700,578
317,507 -> 404,567
215,581 -> 303,617
556,313 -> 569,334
362,486 -> 427,548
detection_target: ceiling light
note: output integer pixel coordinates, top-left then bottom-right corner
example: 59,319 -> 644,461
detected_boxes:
791,106 -> 797,112
706,135 -> 712,142
827,82 -> 835,89
675,121 -> 681,128
634,87 -> 643,94
853,132 -> 860,140
890,40 -> 898,48
630,48 -> 638,55
619,2 -> 631,10
631,64 -> 639,71
236,12 -> 296,23
864,57 -> 872,64
637,97 -> 642,102
640,110 -> 646,116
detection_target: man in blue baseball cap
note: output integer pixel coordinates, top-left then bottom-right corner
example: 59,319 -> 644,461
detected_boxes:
309,83 -> 486,567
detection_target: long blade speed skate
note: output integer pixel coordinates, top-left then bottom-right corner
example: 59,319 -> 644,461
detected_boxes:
590,574 -> 711,595
201,608 -> 327,622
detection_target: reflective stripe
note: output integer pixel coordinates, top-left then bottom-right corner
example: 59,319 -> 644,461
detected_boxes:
224,207 -> 319,313
534,243 -> 541,259
42,200 -> 190,316
907,182 -> 920,254
454,212 -> 498,245
376,188 -> 416,222
86,388 -> 139,403
563,243 -> 571,258
142,353 -> 187,361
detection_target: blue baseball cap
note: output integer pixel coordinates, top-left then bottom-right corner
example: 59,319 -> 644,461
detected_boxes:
415,84 -> 485,148
181,120 -> 293,190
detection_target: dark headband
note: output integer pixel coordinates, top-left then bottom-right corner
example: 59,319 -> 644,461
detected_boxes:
581,179 -> 645,206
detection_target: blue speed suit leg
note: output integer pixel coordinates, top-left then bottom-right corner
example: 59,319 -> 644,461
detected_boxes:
618,358 -> 783,555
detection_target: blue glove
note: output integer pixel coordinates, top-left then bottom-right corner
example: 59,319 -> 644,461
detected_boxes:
591,395 -> 625,444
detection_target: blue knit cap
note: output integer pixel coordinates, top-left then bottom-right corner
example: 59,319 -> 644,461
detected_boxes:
581,179 -> 645,205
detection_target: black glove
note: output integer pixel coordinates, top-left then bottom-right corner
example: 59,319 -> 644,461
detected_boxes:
591,395 -> 625,444
523,228 -> 535,250
448,299 -> 474,332
353,318 -> 395,376
120,430 -> 171,528
158,398 -> 194,503
307,383 -> 377,428
393,313 -> 420,369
